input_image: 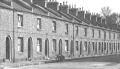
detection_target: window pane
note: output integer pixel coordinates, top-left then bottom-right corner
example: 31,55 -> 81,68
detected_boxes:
53,39 -> 57,52
65,40 -> 69,51
18,37 -> 24,52
37,18 -> 41,29
18,14 -> 23,27
37,38 -> 42,52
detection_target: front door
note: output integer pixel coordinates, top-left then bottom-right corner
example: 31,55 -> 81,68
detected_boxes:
59,39 -> 62,55
70,40 -> 74,56
6,36 -> 11,60
45,39 -> 49,57
28,37 -> 33,59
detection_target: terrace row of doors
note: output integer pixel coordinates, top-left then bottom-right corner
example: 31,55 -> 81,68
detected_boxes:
6,36 -> 73,61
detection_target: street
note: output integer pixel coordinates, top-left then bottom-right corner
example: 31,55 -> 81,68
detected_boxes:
15,54 -> 120,69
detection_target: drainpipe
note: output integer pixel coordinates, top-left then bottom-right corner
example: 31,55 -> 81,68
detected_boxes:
12,7 -> 15,63
72,21 -> 75,57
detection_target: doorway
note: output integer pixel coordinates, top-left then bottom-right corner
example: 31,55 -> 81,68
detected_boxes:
6,36 -> 12,60
28,37 -> 33,59
45,39 -> 49,57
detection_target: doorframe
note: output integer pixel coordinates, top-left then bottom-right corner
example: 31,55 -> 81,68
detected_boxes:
28,37 -> 33,59
59,39 -> 62,55
6,36 -> 12,61
45,38 -> 49,57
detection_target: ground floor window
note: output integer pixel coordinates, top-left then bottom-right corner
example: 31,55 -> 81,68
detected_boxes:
37,38 -> 42,52
65,40 -> 69,52
80,41 -> 82,55
76,41 -> 79,51
18,37 -> 24,52
53,39 -> 57,52
84,41 -> 87,52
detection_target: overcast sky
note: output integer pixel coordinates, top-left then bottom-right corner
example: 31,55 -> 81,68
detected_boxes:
56,0 -> 120,14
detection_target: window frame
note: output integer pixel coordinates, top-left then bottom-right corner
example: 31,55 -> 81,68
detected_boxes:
37,18 -> 42,30
18,14 -> 23,28
18,37 -> 24,52
52,21 -> 57,32
65,40 -> 69,52
37,38 -> 42,52
65,24 -> 69,34
53,39 -> 57,52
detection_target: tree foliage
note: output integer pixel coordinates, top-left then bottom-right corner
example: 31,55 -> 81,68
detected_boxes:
101,7 -> 120,30
101,7 -> 111,17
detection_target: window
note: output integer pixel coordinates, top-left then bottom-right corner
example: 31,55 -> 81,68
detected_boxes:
85,41 -> 87,51
92,29 -> 94,38
99,30 -> 101,38
109,32 -> 111,39
18,37 -> 24,52
65,40 -> 69,51
37,18 -> 41,30
113,33 -> 115,39
52,21 -> 56,32
65,24 -> 69,34
18,14 -> 23,27
76,26 -> 79,36
76,41 -> 79,51
84,28 -> 87,36
53,39 -> 57,52
104,31 -> 106,39
37,38 -> 42,52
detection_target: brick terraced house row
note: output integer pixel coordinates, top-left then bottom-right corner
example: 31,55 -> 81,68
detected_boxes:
0,0 -> 119,62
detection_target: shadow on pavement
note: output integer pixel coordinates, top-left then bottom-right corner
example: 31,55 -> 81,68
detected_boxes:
65,54 -> 120,63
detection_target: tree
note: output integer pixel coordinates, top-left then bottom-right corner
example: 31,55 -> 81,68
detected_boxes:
101,7 -> 111,17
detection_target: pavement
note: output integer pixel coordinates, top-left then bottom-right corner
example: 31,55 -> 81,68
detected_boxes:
1,54 -> 120,69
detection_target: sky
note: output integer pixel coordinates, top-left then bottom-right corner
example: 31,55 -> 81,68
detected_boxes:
56,0 -> 120,14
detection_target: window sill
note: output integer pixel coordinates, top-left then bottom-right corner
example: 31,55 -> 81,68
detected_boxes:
17,26 -> 23,29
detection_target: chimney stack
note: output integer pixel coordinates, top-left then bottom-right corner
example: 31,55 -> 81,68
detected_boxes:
59,2 -> 69,14
69,5 -> 78,16
91,14 -> 97,26
97,16 -> 102,26
85,11 -> 91,21
47,0 -> 59,11
77,8 -> 85,21
102,18 -> 107,27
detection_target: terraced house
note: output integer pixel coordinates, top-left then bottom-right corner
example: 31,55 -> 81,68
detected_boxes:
0,0 -> 120,62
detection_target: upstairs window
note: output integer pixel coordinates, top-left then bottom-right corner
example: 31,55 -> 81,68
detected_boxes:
52,21 -> 56,32
104,31 -> 106,39
76,26 -> 79,36
109,32 -> 111,39
99,30 -> 101,38
37,38 -> 42,52
92,29 -> 94,38
113,33 -> 115,39
18,37 -> 24,52
53,39 -> 57,52
65,40 -> 69,52
84,28 -> 87,37
76,41 -> 79,51
18,14 -> 23,27
65,24 -> 69,34
37,18 -> 42,30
